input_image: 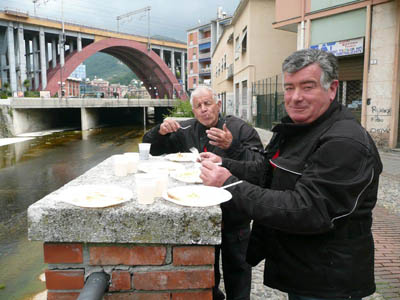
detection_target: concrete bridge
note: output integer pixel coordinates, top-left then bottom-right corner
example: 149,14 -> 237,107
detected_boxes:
0,8 -> 187,99
0,97 -> 178,135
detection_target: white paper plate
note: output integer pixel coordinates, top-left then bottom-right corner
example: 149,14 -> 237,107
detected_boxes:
170,169 -> 202,184
58,185 -> 133,208
163,185 -> 232,207
138,161 -> 185,174
165,152 -> 195,162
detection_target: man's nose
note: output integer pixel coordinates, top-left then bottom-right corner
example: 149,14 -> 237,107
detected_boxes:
292,88 -> 303,101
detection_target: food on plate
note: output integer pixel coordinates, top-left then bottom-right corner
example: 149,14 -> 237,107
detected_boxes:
165,152 -> 194,162
170,169 -> 202,183
167,190 -> 200,201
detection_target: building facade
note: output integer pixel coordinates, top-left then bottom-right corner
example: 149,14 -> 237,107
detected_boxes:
274,0 -> 400,148
212,0 -> 297,122
187,9 -> 232,92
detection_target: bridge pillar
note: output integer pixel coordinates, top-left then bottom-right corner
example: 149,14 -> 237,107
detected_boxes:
25,39 -> 32,87
17,24 -> 27,92
77,33 -> 82,52
33,36 -> 40,90
171,50 -> 175,75
0,55 -> 7,87
160,48 -> 164,61
81,107 -> 100,131
7,23 -> 17,93
39,27 -> 47,89
51,39 -> 57,69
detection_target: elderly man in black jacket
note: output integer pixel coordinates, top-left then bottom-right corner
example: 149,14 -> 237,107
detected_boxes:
142,85 -> 263,300
200,49 -> 382,300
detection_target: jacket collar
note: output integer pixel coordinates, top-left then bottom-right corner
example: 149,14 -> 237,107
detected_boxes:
272,100 -> 342,136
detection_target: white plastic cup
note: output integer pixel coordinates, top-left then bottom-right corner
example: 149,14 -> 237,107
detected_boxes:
154,171 -> 169,197
124,152 -> 139,174
138,143 -> 151,160
113,154 -> 128,177
135,173 -> 156,204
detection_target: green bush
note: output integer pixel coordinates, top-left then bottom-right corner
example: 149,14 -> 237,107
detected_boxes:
24,91 -> 40,97
166,99 -> 194,118
0,92 -> 8,99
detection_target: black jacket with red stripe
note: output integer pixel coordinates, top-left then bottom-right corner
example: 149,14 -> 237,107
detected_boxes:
142,114 -> 264,229
221,100 -> 382,298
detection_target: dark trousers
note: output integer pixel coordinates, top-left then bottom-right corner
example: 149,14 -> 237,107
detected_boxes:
214,226 -> 252,300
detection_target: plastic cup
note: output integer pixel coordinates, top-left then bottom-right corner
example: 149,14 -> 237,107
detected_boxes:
113,154 -> 128,177
124,152 -> 139,174
139,143 -> 151,160
154,170 -> 169,197
135,173 -> 157,204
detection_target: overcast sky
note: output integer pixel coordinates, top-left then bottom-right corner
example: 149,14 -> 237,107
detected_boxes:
2,0 -> 241,42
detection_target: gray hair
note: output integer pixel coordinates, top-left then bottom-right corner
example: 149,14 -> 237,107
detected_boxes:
190,85 -> 220,107
282,49 -> 338,90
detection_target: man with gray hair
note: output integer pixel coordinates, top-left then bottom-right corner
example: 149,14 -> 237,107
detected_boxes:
199,49 -> 382,299
143,85 -> 263,300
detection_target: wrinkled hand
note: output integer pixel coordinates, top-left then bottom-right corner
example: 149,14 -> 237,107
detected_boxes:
200,160 -> 231,187
207,123 -> 233,149
199,152 -> 222,163
159,119 -> 181,135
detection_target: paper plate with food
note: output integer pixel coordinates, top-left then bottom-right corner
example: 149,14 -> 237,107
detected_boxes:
163,185 -> 231,207
57,185 -> 133,208
165,152 -> 196,162
137,161 -> 185,174
170,168 -> 202,184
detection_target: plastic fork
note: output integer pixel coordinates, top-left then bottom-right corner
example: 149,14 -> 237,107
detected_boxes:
180,125 -> 191,130
189,147 -> 201,162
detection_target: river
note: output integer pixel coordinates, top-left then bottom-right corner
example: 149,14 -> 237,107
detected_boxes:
0,125 -> 147,300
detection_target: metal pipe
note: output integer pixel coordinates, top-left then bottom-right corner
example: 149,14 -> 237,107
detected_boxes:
77,272 -> 110,300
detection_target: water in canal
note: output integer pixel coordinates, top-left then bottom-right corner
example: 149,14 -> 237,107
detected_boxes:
0,125 -> 148,300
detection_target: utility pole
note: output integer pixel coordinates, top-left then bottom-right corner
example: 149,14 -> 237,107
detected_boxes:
116,6 -> 151,51
60,0 -> 65,99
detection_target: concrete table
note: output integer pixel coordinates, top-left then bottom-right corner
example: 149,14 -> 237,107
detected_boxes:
28,155 -> 222,299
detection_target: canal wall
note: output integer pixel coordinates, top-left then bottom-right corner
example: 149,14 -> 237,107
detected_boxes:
0,106 -> 13,138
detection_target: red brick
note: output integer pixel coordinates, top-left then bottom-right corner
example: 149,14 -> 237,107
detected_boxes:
173,246 -> 214,266
44,243 -> 83,264
172,290 -> 212,300
47,292 -> 80,300
110,271 -> 131,291
89,245 -> 166,265
134,269 -> 214,290
104,292 -> 170,300
45,269 -> 84,290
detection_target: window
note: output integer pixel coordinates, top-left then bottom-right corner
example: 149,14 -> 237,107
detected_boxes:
190,62 -> 193,74
241,27 -> 247,53
235,36 -> 240,60
193,47 -> 197,59
224,54 -> 227,70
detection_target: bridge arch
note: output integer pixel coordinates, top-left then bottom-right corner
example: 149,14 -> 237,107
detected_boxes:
46,38 -> 186,99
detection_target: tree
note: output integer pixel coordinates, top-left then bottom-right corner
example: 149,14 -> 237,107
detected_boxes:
23,79 -> 31,91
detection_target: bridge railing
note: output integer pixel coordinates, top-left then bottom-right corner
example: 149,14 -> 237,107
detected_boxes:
6,98 -> 180,109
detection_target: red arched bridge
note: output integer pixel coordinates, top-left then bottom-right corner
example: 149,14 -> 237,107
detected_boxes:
0,9 -> 187,99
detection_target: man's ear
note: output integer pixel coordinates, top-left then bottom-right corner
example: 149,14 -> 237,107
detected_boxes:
217,100 -> 222,110
329,80 -> 339,101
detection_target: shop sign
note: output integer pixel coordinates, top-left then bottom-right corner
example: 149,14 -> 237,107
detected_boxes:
310,37 -> 364,57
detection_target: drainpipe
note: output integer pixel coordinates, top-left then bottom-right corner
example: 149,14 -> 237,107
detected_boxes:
77,272 -> 110,300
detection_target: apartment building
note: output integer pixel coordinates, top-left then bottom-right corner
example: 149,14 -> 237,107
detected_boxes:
187,9 -> 232,92
212,0 -> 297,122
273,0 -> 400,148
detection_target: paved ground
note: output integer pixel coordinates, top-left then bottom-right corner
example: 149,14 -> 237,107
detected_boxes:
219,129 -> 400,300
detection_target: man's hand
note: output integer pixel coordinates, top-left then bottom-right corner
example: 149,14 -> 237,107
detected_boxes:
159,119 -> 181,135
199,152 -> 222,163
200,160 -> 231,187
206,123 -> 233,149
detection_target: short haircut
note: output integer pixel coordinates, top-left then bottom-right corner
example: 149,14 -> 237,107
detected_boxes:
282,49 -> 338,90
190,85 -> 220,107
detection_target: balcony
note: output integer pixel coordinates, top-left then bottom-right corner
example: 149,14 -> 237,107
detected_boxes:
198,37 -> 211,44
226,64 -> 234,80
199,52 -> 211,60
199,67 -> 211,75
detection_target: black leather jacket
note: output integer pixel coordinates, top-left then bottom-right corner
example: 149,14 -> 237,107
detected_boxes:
222,101 -> 383,298
142,115 -> 264,229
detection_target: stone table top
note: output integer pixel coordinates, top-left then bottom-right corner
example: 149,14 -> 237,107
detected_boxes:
28,155 -> 222,245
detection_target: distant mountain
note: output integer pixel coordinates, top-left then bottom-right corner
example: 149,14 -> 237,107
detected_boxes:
84,52 -> 138,85
151,34 -> 185,44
